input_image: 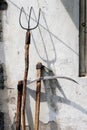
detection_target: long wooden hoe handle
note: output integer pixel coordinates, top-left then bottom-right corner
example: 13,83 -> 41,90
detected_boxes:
35,62 -> 42,130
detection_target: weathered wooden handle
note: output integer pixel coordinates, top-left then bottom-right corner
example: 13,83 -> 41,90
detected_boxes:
22,31 -> 30,130
34,62 -> 42,130
16,80 -> 23,130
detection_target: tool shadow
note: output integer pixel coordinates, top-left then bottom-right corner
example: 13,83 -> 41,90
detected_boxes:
26,66 -> 87,130
61,0 -> 79,29
32,9 -> 57,68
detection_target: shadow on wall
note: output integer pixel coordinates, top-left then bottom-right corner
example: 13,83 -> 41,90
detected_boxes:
26,66 -> 87,130
39,121 -> 60,130
61,0 -> 79,29
32,9 -> 57,68
26,90 -> 34,130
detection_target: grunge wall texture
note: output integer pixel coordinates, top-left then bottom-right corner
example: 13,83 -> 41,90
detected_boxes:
1,0 -> 87,130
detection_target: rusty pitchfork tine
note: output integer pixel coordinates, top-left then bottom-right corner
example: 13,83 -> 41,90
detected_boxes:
19,6 -> 41,31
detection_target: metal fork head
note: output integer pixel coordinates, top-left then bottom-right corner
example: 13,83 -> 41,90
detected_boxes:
19,6 -> 41,31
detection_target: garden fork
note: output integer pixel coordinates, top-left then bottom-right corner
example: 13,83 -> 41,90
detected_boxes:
19,7 -> 41,130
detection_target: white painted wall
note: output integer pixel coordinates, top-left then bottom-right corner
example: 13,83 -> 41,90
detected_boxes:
0,0 -> 87,130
